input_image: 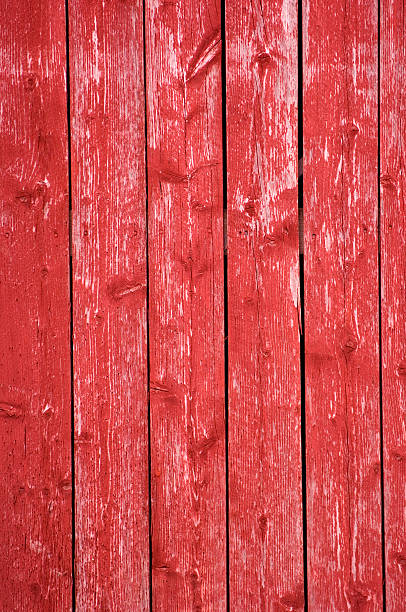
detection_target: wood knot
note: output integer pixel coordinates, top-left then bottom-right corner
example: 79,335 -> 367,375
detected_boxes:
24,73 -> 38,91
243,294 -> 257,307
41,403 -> 53,418
107,276 -> 146,305
260,345 -> 273,358
185,106 -> 203,124
35,181 -> 48,197
258,514 -> 268,534
390,448 -> 406,463
341,332 -> 358,356
268,234 -> 278,246
346,122 -> 360,136
16,191 -> 34,207
75,431 -> 92,444
15,182 -> 48,208
345,123 -> 360,148
396,360 -> 406,377
262,234 -> 278,249
345,581 -> 370,610
196,434 -> 218,457
85,110 -> 109,126
279,584 -> 305,610
391,551 -> 406,570
254,51 -> 273,66
0,401 -> 23,419
155,166 -> 188,184
153,564 -> 181,580
192,200 -> 208,212
343,258 -> 353,273
186,28 -> 221,82
252,49 -> 282,74
188,568 -> 200,581
179,254 -> 194,273
29,582 -> 41,597
58,478 -> 72,492
150,380 -> 182,409
244,198 -> 256,217
380,173 -> 396,190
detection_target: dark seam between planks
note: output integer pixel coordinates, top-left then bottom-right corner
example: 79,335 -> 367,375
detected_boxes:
142,0 -> 153,609
377,0 -> 387,606
298,1 -> 308,609
64,0 -> 76,609
221,0 -> 230,610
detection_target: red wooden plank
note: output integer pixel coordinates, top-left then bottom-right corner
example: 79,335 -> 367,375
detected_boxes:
68,1 -> 149,608
145,0 -> 226,608
304,1 -> 382,608
0,1 -> 72,609
226,1 -> 304,608
380,0 -> 406,607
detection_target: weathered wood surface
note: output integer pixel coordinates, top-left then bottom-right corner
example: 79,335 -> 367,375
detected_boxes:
0,1 -> 72,609
380,0 -> 406,608
5,1 -> 406,608
69,1 -> 149,609
304,0 -> 383,608
145,0 -> 227,608
226,0 -> 304,609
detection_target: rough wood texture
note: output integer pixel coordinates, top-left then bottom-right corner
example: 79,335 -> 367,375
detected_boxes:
226,1 -> 304,609
5,2 -> 406,608
69,1 -> 149,608
0,1 -> 72,609
304,0 -> 383,608
145,0 -> 226,608
380,0 -> 406,607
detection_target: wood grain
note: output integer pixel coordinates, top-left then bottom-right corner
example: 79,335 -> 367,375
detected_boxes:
304,0 -> 382,608
145,0 -> 227,608
380,0 -> 406,607
68,1 -> 149,608
0,1 -> 72,609
226,1 -> 304,609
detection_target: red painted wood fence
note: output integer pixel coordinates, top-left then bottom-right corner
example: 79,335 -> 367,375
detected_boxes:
0,1 -> 405,610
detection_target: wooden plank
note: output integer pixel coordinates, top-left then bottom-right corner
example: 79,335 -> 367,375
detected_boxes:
68,1 -> 149,608
226,1 -> 304,608
0,1 -> 72,609
144,0 -> 226,608
380,0 -> 406,607
303,1 -> 383,608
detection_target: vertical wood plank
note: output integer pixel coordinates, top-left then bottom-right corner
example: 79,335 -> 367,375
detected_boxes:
69,1 -> 149,608
380,0 -> 406,607
145,0 -> 226,608
304,1 -> 382,608
226,1 -> 304,608
0,1 -> 72,609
